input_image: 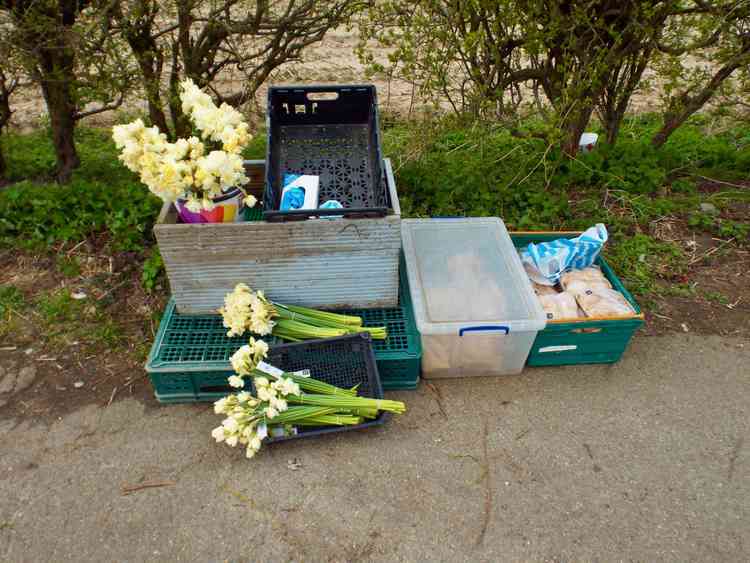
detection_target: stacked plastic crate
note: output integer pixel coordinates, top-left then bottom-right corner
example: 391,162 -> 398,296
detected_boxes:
147,84 -> 421,405
145,256 -> 420,402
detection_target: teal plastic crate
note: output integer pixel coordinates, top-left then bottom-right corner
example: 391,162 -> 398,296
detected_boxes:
146,263 -> 420,402
337,261 -> 421,389
243,205 -> 264,221
512,232 -> 644,366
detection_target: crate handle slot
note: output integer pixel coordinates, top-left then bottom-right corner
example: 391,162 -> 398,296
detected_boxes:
306,91 -> 339,101
571,328 -> 602,334
539,345 -> 577,353
459,325 -> 510,336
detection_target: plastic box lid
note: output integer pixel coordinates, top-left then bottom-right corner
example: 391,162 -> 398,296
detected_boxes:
401,218 -> 546,335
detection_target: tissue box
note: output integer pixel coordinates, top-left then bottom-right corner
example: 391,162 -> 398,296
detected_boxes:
280,174 -> 319,211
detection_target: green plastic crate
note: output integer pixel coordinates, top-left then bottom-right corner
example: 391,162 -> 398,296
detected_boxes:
336,260 -> 421,389
243,205 -> 264,222
146,263 -> 421,402
512,232 -> 644,366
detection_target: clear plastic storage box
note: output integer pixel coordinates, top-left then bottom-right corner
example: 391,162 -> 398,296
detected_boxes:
401,218 -> 546,378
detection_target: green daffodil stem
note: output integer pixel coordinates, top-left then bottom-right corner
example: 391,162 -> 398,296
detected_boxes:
250,370 -> 357,396
293,414 -> 363,426
272,319 -> 348,340
286,394 -> 406,414
266,406 -> 340,424
272,304 -> 387,340
274,303 -> 363,326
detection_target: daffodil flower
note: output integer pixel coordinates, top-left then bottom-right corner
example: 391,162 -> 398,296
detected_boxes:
211,426 -> 226,442
228,375 -> 244,388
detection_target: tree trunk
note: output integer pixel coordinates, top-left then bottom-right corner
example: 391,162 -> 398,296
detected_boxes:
0,141 -> 6,179
0,96 -> 10,180
38,53 -> 80,183
34,0 -> 80,183
135,51 -> 171,135
561,104 -> 595,156
650,114 -> 681,149
168,46 -> 191,138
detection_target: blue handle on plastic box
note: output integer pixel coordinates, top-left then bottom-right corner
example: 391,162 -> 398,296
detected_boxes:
459,325 -> 510,336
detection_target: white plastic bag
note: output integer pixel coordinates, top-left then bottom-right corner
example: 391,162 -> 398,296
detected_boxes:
521,224 -> 608,285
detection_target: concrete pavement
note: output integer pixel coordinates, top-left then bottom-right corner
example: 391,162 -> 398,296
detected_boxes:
1,333 -> 748,562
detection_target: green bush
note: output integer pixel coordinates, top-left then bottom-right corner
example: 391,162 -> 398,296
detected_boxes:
391,122 -> 570,228
0,128 -> 161,251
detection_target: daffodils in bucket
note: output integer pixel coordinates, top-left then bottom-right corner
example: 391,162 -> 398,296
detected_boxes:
112,79 -> 257,223
213,338 -> 406,459
220,283 -> 387,341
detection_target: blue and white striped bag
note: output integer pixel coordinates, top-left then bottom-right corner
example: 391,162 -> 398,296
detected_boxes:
520,224 -> 608,285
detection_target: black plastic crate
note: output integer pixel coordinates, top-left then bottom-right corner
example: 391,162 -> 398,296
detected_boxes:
264,85 -> 388,221
262,333 -> 389,442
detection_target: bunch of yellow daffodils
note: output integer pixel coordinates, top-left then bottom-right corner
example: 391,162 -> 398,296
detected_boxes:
112,79 -> 256,212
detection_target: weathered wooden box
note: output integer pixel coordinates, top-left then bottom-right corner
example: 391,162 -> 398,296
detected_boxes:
155,159 -> 402,314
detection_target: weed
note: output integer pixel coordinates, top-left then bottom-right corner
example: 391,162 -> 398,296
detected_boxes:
704,290 -> 729,305
0,128 -> 161,251
36,290 -> 85,325
88,318 -> 125,346
141,248 -> 164,293
57,256 -> 82,278
604,234 -> 686,295
662,283 -> 696,298
1,116 -> 748,305
688,212 -> 750,241
0,285 -> 25,316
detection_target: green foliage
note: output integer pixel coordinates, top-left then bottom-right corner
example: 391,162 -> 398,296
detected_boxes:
387,116 -> 749,255
703,290 -> 729,305
57,256 -> 81,278
0,128 -> 161,250
142,248 -> 164,293
558,142 -> 667,194
36,290 -> 84,325
0,285 -> 25,316
242,132 -> 267,160
604,234 -> 686,295
688,212 -> 749,240
390,121 -> 570,228
88,317 -> 125,346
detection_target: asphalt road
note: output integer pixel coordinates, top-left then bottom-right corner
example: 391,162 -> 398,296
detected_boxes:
1,333 -> 748,562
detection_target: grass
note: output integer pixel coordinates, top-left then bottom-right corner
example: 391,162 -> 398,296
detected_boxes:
0,284 -> 25,315
36,290 -> 86,326
57,256 -> 82,278
603,234 -> 687,296
31,287 -> 128,347
703,290 -> 730,305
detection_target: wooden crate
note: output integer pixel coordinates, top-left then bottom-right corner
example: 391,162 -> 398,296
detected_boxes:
155,159 -> 402,314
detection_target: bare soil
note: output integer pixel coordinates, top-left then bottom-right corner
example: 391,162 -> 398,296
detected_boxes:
645,250 -> 750,337
643,215 -> 750,337
0,245 -> 167,421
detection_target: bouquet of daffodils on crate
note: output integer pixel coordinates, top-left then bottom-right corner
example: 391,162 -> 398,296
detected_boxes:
220,283 -> 386,341
212,337 -> 406,459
